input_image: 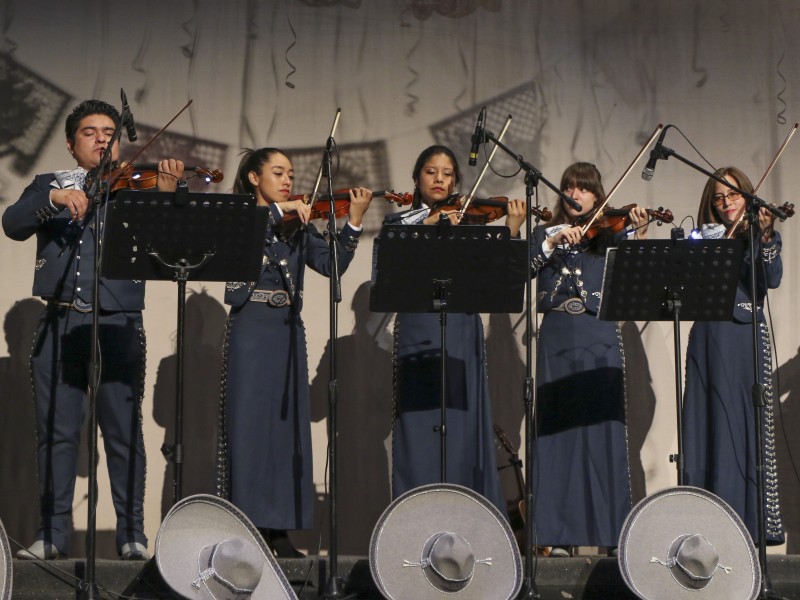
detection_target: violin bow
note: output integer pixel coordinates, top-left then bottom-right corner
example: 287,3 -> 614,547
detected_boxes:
86,95 -> 193,195
118,99 -> 193,174
306,108 -> 342,206
725,122 -> 798,238
579,123 -> 664,236
458,114 -> 513,215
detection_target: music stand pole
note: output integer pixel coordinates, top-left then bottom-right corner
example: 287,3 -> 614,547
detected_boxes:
520,170 -> 541,600
155,252 -> 215,505
321,138 -> 351,600
478,129 -> 568,599
665,287 -> 686,484
81,109 -> 127,600
433,276 -> 451,482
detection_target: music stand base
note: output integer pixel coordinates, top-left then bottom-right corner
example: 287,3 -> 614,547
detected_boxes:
322,576 -> 356,600
516,579 -> 542,599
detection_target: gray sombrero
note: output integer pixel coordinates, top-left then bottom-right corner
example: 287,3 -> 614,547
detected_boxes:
155,494 -> 297,600
618,486 -> 760,600
370,483 -> 522,600
0,518 -> 10,600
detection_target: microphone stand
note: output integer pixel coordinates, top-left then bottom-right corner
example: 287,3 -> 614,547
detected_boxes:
316,116 -> 353,600
649,142 -> 787,600
479,129 -> 571,600
79,103 -> 128,600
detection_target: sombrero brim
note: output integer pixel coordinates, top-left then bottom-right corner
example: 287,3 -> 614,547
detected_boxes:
370,483 -> 522,600
155,494 -> 296,600
618,486 -> 760,600
0,519 -> 10,600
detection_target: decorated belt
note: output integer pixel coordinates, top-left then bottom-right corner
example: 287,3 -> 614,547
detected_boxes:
250,289 -> 291,308
551,298 -> 586,315
49,298 -> 93,313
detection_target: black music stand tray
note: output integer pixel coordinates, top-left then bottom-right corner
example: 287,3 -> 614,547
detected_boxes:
101,190 -> 269,504
370,223 -> 527,481
598,238 -> 745,484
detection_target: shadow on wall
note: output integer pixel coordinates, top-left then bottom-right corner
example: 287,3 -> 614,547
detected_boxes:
0,298 -> 45,551
152,289 -> 227,519
301,281 -> 393,556
485,313 -> 526,518
774,348 -> 800,553
620,321 -> 657,505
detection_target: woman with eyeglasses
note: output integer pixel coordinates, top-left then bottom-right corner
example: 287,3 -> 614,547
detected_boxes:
683,166 -> 785,545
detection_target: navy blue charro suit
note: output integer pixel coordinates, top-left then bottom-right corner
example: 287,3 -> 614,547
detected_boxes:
2,172 -> 147,555
220,205 -> 362,530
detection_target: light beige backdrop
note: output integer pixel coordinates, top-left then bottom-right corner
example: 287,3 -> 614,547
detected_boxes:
1,0 -> 799,557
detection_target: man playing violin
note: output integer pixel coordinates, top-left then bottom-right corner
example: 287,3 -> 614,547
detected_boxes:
2,99 -> 184,560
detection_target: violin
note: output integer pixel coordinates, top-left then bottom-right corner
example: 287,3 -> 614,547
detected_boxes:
429,194 -> 552,224
726,201 -> 795,239
85,161 -> 223,194
279,189 -> 414,223
580,204 -> 674,242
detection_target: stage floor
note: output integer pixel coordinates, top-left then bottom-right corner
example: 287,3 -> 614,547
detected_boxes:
9,555 -> 800,599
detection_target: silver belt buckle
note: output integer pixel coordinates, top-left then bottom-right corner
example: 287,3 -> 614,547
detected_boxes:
251,289 -> 290,307
563,298 -> 585,315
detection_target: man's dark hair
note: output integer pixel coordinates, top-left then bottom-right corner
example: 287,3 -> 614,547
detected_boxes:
64,99 -> 120,143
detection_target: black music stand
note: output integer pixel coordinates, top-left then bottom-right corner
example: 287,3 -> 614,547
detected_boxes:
101,190 -> 268,504
371,223 -> 527,480
598,238 -> 745,484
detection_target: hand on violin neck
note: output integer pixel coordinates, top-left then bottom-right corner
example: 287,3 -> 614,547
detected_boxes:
156,158 -> 186,192
346,187 -> 374,228
758,206 -> 776,242
629,205 -> 650,240
506,198 -> 526,237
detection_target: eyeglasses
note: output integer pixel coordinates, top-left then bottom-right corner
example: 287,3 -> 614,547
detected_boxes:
712,190 -> 742,205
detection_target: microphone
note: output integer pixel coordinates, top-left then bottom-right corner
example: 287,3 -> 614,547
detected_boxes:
642,125 -> 670,181
468,108 -> 485,166
120,88 -> 137,142
561,192 -> 582,212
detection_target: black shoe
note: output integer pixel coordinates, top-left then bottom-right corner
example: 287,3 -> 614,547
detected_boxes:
263,529 -> 305,558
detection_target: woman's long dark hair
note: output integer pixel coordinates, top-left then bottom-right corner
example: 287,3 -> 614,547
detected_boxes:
410,145 -> 461,209
697,166 -> 754,228
233,147 -> 288,195
550,161 -> 606,226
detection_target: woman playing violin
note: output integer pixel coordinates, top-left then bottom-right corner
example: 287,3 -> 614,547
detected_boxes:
531,162 -> 649,557
388,145 -> 523,517
392,145 -> 527,234
683,166 -> 784,545
219,147 -> 373,557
